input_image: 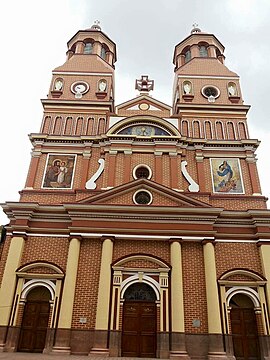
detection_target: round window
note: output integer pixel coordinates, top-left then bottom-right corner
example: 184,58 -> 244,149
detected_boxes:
135,166 -> 150,179
133,164 -> 152,180
133,190 -> 152,205
201,86 -> 220,102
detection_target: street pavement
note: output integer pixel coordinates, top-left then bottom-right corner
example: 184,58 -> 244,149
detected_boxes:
0,354 -> 157,360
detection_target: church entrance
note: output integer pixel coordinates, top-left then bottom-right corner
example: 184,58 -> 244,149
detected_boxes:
230,294 -> 260,360
121,283 -> 157,357
18,286 -> 51,353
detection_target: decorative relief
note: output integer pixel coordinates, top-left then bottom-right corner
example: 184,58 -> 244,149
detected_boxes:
42,154 -> 76,189
85,158 -> 105,189
181,160 -> 199,192
210,158 -> 244,194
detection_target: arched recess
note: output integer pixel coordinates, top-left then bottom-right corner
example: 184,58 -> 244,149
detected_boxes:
110,254 -> 170,335
107,116 -> 181,138
11,261 -> 64,338
111,254 -> 170,358
218,268 -> 269,342
121,281 -> 158,357
18,286 -> 52,353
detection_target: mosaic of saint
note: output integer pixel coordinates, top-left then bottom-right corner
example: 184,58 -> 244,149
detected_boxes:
42,154 -> 76,189
210,158 -> 244,194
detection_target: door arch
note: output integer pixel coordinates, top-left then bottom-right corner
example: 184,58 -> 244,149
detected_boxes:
230,293 -> 260,360
18,286 -> 51,353
122,282 -> 157,358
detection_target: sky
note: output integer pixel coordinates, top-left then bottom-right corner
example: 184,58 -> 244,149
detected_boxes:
0,0 -> 270,224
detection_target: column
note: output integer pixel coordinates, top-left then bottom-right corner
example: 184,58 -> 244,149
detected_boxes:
259,244 -> 270,312
80,150 -> 91,188
170,240 -> 189,359
246,158 -> 261,195
203,240 -> 226,359
0,236 -> 25,349
25,151 -> 41,188
155,152 -> 163,184
170,153 -> 179,190
90,237 -> 114,355
123,151 -> 132,183
107,151 -> 117,188
195,153 -> 206,192
53,237 -> 81,354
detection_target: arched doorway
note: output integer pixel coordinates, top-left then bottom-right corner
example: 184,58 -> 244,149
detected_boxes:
230,293 -> 260,360
122,282 -> 157,358
18,286 -> 51,352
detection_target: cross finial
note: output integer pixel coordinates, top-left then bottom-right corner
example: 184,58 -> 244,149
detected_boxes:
135,75 -> 154,94
91,20 -> 101,31
191,23 -> 201,34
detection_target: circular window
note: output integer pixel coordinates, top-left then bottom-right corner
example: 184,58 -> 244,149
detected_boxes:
133,190 -> 153,205
133,165 -> 152,180
201,85 -> 220,102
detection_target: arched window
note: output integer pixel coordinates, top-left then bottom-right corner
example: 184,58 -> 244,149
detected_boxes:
199,45 -> 208,57
184,49 -> 191,63
84,42 -> 93,54
101,45 -> 107,60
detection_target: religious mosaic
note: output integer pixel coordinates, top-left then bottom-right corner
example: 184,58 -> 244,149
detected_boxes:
42,154 -> 76,189
210,158 -> 244,194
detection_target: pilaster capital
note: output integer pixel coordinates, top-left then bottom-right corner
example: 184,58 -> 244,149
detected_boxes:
169,237 -> 183,245
31,151 -> 42,158
69,235 -> 83,242
201,238 -> 216,246
100,235 -> 115,243
82,150 -> 92,159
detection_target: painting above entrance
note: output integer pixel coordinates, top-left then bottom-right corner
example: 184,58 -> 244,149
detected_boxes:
42,154 -> 76,189
118,124 -> 171,136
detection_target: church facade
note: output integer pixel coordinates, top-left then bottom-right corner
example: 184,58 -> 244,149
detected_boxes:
0,23 -> 270,360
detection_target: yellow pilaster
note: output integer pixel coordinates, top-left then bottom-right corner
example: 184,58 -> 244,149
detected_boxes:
170,240 -> 185,332
203,241 -> 222,333
58,237 -> 81,328
95,237 -> 114,330
0,236 -> 25,326
259,244 -> 270,312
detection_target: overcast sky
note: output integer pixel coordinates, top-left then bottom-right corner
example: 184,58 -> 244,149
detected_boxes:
0,0 -> 269,224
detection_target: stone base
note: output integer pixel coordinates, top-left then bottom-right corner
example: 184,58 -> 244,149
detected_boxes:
207,352 -> 228,360
51,346 -> 71,355
89,347 -> 109,356
170,350 -> 190,359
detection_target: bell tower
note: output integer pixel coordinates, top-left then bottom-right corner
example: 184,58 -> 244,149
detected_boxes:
172,25 -> 249,141
42,21 -> 116,137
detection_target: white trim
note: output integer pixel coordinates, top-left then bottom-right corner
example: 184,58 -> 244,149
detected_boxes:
7,232 -> 214,241
226,286 -> 260,307
21,279 -> 56,301
178,75 -> 239,80
121,274 -> 160,301
53,71 -> 113,76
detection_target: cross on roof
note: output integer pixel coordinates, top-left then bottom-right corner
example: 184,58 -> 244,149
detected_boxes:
135,75 -> 154,93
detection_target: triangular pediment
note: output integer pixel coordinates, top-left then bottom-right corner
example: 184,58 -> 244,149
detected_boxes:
78,179 -> 211,208
116,94 -> 171,117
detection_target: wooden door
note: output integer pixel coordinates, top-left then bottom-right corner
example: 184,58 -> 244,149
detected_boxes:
18,300 -> 50,352
122,301 -> 156,357
231,308 -> 260,360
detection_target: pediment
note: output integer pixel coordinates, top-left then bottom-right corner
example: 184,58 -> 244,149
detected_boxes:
78,179 -> 211,208
116,94 -> 171,117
